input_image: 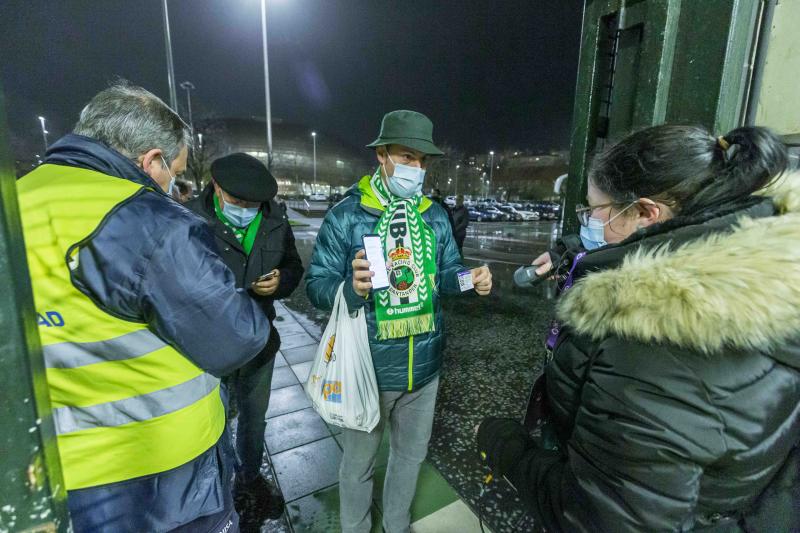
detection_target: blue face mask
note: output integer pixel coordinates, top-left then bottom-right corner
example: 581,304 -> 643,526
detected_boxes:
384,153 -> 425,198
579,216 -> 608,250
221,193 -> 260,227
578,201 -> 637,250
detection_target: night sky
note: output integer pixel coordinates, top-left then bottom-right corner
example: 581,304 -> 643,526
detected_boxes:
0,0 -> 583,159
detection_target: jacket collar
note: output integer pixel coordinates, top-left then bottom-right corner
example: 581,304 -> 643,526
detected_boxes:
45,134 -> 165,192
557,172 -> 800,357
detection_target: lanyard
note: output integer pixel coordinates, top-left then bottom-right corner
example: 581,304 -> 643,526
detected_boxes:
545,251 -> 587,351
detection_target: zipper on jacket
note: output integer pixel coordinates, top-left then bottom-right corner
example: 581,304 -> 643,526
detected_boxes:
408,335 -> 414,391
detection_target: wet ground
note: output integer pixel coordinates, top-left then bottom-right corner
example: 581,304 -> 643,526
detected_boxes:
263,214 -> 559,532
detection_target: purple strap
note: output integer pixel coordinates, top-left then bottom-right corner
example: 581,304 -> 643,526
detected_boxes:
561,251 -> 587,291
545,252 -> 587,350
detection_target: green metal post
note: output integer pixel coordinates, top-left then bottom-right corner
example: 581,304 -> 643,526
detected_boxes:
563,0 -> 763,235
0,86 -> 70,531
664,0 -> 760,132
562,0 -> 614,236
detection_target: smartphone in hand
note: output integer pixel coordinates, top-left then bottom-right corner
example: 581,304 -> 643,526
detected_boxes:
257,271 -> 277,282
362,234 -> 390,290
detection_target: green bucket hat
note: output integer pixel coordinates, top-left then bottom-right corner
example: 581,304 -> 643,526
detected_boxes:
366,110 -> 444,156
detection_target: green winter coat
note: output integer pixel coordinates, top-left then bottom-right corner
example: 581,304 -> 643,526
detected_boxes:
306,174 -> 467,391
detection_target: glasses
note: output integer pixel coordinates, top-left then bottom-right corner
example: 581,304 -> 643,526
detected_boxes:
576,201 -> 640,226
575,202 -> 620,226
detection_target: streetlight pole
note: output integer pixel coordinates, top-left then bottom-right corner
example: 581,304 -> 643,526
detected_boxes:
488,151 -> 495,198
179,81 -> 195,135
446,158 -> 451,194
455,164 -> 460,196
161,0 -> 178,110
260,0 -> 273,169
311,131 -> 317,192
37,116 -> 48,153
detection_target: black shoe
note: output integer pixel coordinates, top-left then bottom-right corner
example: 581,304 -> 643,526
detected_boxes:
234,476 -> 285,525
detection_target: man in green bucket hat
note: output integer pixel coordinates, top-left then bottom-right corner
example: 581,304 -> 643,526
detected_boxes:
307,110 -> 493,533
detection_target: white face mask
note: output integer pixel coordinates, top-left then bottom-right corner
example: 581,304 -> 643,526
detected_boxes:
383,153 -> 425,198
159,155 -> 176,196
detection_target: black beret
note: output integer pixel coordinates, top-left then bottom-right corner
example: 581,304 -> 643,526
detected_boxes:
210,153 -> 277,202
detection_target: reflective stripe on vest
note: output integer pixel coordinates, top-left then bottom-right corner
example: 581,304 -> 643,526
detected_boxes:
17,164 -> 226,490
53,372 -> 219,434
43,329 -> 167,369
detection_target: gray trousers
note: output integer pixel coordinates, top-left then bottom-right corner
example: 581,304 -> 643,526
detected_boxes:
339,376 -> 440,533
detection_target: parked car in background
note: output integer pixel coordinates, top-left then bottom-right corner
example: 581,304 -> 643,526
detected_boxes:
497,205 -> 523,221
308,193 -> 328,201
482,206 -> 510,221
536,202 -> 561,220
516,209 -> 541,221
541,209 -> 557,221
468,207 -> 500,222
477,200 -> 501,210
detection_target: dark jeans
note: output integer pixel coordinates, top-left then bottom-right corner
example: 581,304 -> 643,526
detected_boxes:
224,340 -> 278,483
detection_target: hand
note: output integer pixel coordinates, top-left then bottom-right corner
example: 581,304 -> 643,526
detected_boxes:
471,265 -> 492,296
251,269 -> 280,296
532,251 -> 553,277
352,249 -> 373,298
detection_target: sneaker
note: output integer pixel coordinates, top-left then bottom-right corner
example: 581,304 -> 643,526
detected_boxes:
234,476 -> 285,526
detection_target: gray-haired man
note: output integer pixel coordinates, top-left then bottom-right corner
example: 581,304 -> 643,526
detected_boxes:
17,81 -> 269,532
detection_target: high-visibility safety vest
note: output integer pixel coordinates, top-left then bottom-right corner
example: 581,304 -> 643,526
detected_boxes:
17,164 -> 226,491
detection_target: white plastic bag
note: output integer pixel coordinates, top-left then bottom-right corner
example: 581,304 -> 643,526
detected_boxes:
305,283 -> 380,432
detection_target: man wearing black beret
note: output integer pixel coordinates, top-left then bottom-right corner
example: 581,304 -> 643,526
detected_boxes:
186,152 -> 304,526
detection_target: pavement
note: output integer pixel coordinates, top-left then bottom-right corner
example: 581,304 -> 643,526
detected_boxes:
252,218 -> 558,532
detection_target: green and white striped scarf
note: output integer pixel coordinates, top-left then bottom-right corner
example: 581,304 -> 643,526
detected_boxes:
370,171 -> 437,340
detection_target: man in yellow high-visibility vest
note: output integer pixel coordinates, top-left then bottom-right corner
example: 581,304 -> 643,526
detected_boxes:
16,81 -> 270,532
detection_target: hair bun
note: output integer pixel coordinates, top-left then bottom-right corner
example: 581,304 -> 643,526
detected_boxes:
722,127 -> 787,182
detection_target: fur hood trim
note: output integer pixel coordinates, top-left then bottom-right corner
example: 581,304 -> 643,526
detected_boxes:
557,172 -> 800,354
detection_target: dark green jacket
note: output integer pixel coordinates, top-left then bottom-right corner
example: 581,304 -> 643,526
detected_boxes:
306,174 -> 467,391
492,174 -> 800,532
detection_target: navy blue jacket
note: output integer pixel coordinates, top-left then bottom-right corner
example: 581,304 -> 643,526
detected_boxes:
36,135 -> 270,532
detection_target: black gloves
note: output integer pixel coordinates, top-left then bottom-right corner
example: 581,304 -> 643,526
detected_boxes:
477,417 -> 531,477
